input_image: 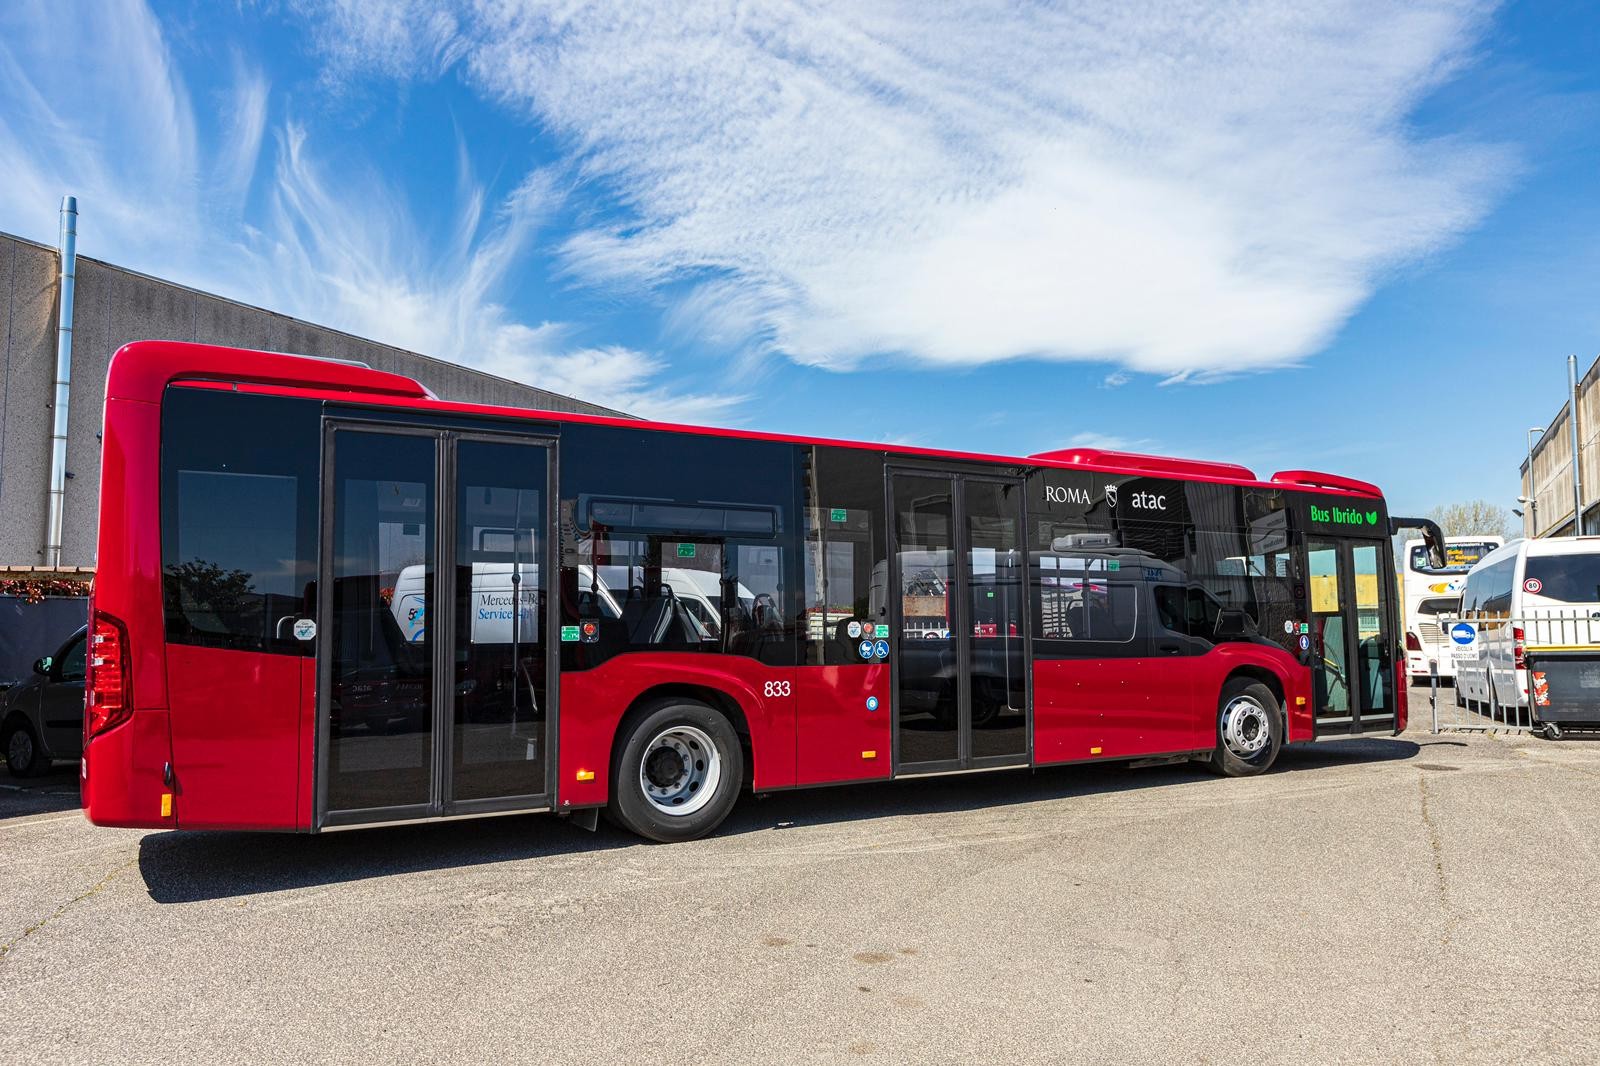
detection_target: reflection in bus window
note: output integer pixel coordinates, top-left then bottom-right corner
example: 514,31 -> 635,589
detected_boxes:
160,389 -> 320,655
1035,556 -> 1137,642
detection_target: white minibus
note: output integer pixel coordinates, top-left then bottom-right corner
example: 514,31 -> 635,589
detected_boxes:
1455,536 -> 1600,716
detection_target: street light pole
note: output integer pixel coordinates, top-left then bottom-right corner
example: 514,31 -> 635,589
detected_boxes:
1570,354 -> 1584,536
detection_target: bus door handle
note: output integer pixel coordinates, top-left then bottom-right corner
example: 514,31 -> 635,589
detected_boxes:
1156,641 -> 1183,655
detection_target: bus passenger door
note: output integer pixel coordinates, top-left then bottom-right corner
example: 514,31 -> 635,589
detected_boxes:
1307,540 -> 1354,734
317,423 -> 556,828
1307,539 -> 1394,734
889,472 -> 1029,774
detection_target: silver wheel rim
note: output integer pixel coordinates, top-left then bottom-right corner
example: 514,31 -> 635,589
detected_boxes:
8,729 -> 33,768
1220,696 -> 1271,758
639,725 -> 721,817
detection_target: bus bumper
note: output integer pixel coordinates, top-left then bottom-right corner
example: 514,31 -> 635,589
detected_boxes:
82,710 -> 177,829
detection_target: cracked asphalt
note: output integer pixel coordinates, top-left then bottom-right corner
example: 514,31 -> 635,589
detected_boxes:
4,686 -> 1598,1065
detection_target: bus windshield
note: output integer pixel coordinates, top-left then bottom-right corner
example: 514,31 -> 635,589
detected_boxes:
1409,540 -> 1497,575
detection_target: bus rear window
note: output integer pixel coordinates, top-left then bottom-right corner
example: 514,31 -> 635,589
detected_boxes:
1523,555 -> 1600,604
161,387 -> 321,654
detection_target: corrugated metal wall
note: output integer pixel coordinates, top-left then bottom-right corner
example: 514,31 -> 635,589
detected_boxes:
0,231 -> 627,569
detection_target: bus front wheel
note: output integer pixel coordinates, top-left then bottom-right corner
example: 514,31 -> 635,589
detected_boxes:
1207,679 -> 1282,777
609,699 -> 744,843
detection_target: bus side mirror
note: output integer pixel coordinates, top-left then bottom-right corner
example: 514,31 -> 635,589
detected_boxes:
1390,515 -> 1447,570
33,656 -> 52,677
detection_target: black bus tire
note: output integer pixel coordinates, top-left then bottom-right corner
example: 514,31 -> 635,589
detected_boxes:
609,700 -> 743,843
1207,678 -> 1282,777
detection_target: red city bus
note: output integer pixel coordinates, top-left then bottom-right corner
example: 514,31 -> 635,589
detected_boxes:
84,340 -> 1424,842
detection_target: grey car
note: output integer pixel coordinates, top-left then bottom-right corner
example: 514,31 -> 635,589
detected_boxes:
2,626 -> 87,777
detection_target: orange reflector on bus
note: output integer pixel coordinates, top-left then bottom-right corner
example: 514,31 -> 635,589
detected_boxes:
161,793 -> 172,818
575,769 -> 595,782
862,750 -> 877,760
1295,696 -> 1307,706
1090,747 -> 1102,755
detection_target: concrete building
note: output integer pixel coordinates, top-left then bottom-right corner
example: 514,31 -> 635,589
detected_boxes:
1520,353 -> 1600,538
0,226 -> 622,574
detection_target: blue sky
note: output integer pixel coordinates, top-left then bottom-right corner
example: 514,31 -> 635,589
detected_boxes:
2,1 -> 1597,519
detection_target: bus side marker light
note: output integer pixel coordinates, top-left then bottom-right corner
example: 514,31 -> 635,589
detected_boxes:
1090,747 -> 1102,755
160,793 -> 172,818
575,769 -> 595,782
1295,696 -> 1307,706
862,750 -> 877,760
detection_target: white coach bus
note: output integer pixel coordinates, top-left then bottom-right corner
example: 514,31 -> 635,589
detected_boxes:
1403,536 -> 1502,681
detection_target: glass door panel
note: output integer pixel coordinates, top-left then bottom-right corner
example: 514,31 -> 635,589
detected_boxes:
1351,542 -> 1393,724
965,480 -> 1027,761
1307,539 -> 1352,727
893,475 -> 959,766
450,439 -> 550,804
325,430 -> 437,814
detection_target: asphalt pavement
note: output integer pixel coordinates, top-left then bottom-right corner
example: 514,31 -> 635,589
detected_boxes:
4,688 -> 1598,1065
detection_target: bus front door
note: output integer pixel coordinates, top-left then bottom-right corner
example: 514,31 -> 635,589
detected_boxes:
318,424 -> 556,828
889,471 -> 1029,774
1307,538 -> 1396,735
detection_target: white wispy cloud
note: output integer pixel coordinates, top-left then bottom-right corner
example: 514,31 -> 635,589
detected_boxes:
0,0 -> 733,420
1058,432 -> 1159,454
306,0 -> 1512,380
254,126 -> 742,420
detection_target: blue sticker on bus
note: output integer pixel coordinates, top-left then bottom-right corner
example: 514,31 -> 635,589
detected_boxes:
1298,634 -> 1311,651
874,639 -> 890,659
858,640 -> 875,659
866,696 -> 879,712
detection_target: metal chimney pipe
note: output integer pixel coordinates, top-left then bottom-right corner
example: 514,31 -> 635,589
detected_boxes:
1570,353 -> 1583,536
45,195 -> 77,569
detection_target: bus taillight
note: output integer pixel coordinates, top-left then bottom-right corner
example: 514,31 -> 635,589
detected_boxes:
1405,632 -> 1422,652
1512,626 -> 1526,670
86,611 -> 133,739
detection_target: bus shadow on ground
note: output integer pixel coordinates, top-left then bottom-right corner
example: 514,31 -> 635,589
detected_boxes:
138,736 -> 1421,905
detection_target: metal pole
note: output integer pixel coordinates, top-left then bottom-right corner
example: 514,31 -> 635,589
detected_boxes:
1527,426 -> 1544,536
45,195 -> 78,569
1429,657 -> 1439,734
1570,354 -> 1583,536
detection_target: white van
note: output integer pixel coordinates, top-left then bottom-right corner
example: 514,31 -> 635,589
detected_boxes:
389,563 -> 744,644
1455,536 -> 1600,715
390,563 -> 624,644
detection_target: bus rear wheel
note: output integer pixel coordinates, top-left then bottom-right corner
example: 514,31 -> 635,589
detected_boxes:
1207,679 -> 1282,777
609,699 -> 744,843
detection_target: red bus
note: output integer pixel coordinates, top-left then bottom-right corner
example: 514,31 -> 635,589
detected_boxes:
83,341 -> 1431,842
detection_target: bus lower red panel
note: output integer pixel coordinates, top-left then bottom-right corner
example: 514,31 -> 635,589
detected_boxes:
794,664 -> 892,786
558,654 -> 798,808
300,657 -> 316,828
165,645 -> 302,830
1032,657 -> 1200,764
81,710 -> 174,829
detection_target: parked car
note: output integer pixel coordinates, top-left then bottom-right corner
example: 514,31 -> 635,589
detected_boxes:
2,625 -> 87,777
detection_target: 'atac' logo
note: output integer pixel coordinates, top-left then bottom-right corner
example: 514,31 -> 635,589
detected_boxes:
1106,483 -> 1167,511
